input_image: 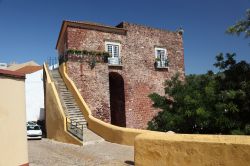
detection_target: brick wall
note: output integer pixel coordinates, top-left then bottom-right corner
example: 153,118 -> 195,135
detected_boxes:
62,22 -> 184,129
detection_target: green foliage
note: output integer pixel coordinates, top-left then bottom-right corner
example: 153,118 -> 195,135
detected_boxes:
148,55 -> 250,135
214,53 -> 236,70
245,124 -> 250,135
226,9 -> 250,38
231,129 -> 245,135
67,49 -> 110,57
66,49 -> 110,69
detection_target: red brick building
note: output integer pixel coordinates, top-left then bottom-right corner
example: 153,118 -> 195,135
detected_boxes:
56,21 -> 185,129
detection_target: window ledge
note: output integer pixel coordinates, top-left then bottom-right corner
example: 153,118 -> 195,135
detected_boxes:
108,64 -> 123,69
156,66 -> 168,69
108,64 -> 123,67
155,66 -> 169,71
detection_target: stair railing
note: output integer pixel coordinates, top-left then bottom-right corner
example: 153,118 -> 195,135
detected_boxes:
66,117 -> 83,141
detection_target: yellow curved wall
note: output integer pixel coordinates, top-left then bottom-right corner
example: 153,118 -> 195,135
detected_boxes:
135,132 -> 250,166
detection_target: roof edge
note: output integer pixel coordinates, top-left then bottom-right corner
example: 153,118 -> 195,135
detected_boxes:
0,69 -> 25,79
56,20 -> 127,49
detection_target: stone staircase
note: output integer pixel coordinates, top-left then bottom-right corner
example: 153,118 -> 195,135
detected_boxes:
51,69 -> 87,140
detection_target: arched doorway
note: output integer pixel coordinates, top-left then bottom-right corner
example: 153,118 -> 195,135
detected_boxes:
109,72 -> 126,127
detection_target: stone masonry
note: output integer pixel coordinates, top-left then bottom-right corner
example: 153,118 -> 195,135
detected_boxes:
56,21 -> 185,129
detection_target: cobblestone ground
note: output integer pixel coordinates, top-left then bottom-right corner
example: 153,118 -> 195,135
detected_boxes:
28,139 -> 134,166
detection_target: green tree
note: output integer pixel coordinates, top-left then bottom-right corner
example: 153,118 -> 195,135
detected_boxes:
227,9 -> 250,38
148,55 -> 250,134
214,54 -> 250,133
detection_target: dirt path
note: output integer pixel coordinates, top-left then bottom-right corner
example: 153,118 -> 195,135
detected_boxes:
28,139 -> 134,166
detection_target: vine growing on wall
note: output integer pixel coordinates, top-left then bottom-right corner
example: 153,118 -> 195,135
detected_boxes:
65,49 -> 111,69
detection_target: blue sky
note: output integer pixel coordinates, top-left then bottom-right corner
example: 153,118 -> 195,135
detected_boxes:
0,0 -> 249,74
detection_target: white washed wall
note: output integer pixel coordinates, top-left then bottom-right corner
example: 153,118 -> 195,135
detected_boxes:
25,69 -> 44,122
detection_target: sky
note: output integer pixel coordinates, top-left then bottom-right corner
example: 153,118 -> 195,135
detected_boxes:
0,0 -> 249,74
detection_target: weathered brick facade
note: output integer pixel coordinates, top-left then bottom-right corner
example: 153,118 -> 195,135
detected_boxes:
56,21 -> 185,129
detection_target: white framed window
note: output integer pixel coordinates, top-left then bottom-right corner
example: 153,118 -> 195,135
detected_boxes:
155,47 -> 168,68
105,41 -> 121,58
105,41 -> 121,65
155,47 -> 167,61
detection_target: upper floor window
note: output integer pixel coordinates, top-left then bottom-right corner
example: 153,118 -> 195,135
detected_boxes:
155,47 -> 168,68
105,41 -> 121,65
105,42 -> 120,58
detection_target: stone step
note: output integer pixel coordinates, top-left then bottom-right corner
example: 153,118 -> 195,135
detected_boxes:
68,112 -> 82,114
70,117 -> 86,121
64,100 -> 75,102
60,91 -> 70,93
53,77 -> 62,79
56,83 -> 65,85
63,96 -> 74,98
70,119 -> 86,123
68,114 -> 84,118
68,112 -> 82,115
67,108 -> 80,110
62,96 -> 74,98
64,101 -> 76,104
65,103 -> 78,106
68,109 -> 81,112
58,86 -> 67,89
61,92 -> 71,94
67,109 -> 80,111
71,121 -> 87,125
59,87 -> 68,89
68,113 -> 83,116
63,99 -> 76,102
57,83 -> 66,85
62,95 -> 74,97
66,105 -> 78,108
59,89 -> 68,91
67,107 -> 79,110
66,104 -> 78,107
61,92 -> 71,95
57,83 -> 66,86
68,114 -> 83,117
63,100 -> 75,103
71,118 -> 85,121
61,94 -> 73,97
63,99 -> 75,101
56,81 -> 64,83
66,106 -> 78,108
60,90 -> 70,93
68,115 -> 83,118
61,94 -> 73,96
64,101 -> 76,103
57,85 -> 67,87
58,88 -> 68,90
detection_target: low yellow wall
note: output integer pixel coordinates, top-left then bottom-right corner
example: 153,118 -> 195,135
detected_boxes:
44,64 -> 82,145
135,132 -> 250,166
59,63 -> 147,146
